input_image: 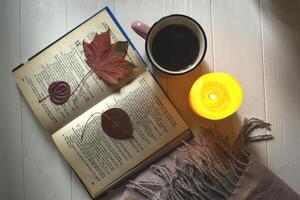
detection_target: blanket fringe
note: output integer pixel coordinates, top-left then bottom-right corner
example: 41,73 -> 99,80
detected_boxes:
127,118 -> 272,200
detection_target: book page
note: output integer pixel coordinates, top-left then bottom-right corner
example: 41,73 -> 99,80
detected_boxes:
52,71 -> 188,197
12,9 -> 146,133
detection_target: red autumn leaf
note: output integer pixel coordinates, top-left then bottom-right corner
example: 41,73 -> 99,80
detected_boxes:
83,29 -> 135,85
83,30 -> 111,68
48,81 -> 71,105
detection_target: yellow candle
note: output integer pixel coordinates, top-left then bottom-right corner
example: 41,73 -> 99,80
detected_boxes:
189,72 -> 243,120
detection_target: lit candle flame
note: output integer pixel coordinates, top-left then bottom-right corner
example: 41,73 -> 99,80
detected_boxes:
209,93 -> 217,100
189,72 -> 243,120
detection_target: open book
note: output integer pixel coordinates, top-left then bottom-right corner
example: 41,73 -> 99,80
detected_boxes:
12,7 -> 191,199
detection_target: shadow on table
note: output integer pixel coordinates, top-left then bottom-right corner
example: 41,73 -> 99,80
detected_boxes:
255,0 -> 300,75
153,60 -> 243,145
260,0 -> 300,31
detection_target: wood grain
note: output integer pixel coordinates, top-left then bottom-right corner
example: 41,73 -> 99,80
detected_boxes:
0,0 -> 23,199
261,0 -> 300,192
160,0 -> 216,135
20,0 -> 71,199
66,1 -> 116,199
1,0 -> 300,199
115,0 -> 167,88
210,0 -> 268,163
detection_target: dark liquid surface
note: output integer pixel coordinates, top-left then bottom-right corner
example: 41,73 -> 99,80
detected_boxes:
151,24 -> 200,72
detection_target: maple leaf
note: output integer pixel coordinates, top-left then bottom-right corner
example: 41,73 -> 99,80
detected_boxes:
83,29 -> 135,85
83,30 -> 111,69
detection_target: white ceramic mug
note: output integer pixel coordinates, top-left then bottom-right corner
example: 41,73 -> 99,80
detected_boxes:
132,15 -> 207,75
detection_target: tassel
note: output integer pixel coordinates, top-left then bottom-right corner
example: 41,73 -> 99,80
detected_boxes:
127,118 -> 272,200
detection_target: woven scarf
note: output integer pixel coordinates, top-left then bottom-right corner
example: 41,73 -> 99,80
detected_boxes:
119,118 -> 300,200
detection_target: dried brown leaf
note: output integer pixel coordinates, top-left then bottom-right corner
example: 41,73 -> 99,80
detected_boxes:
101,108 -> 133,139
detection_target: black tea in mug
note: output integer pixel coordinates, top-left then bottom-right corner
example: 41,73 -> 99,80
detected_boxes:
131,15 -> 207,75
151,24 -> 200,72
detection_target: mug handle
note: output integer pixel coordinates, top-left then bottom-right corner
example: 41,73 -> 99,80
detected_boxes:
131,21 -> 150,39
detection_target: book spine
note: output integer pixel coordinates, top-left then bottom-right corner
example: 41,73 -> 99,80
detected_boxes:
105,7 -> 148,69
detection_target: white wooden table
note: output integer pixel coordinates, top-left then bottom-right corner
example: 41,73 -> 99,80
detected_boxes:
1,0 -> 300,199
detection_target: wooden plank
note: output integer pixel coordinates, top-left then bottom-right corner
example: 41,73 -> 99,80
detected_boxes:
1,1 -> 298,199
115,0 -> 163,57
67,0 -> 115,31
0,0 -> 23,199
109,1 -> 165,199
65,1 -> 116,199
261,0 -> 300,192
20,0 -> 71,199
211,0 -> 268,163
115,0 -> 167,89
160,0 -> 216,136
